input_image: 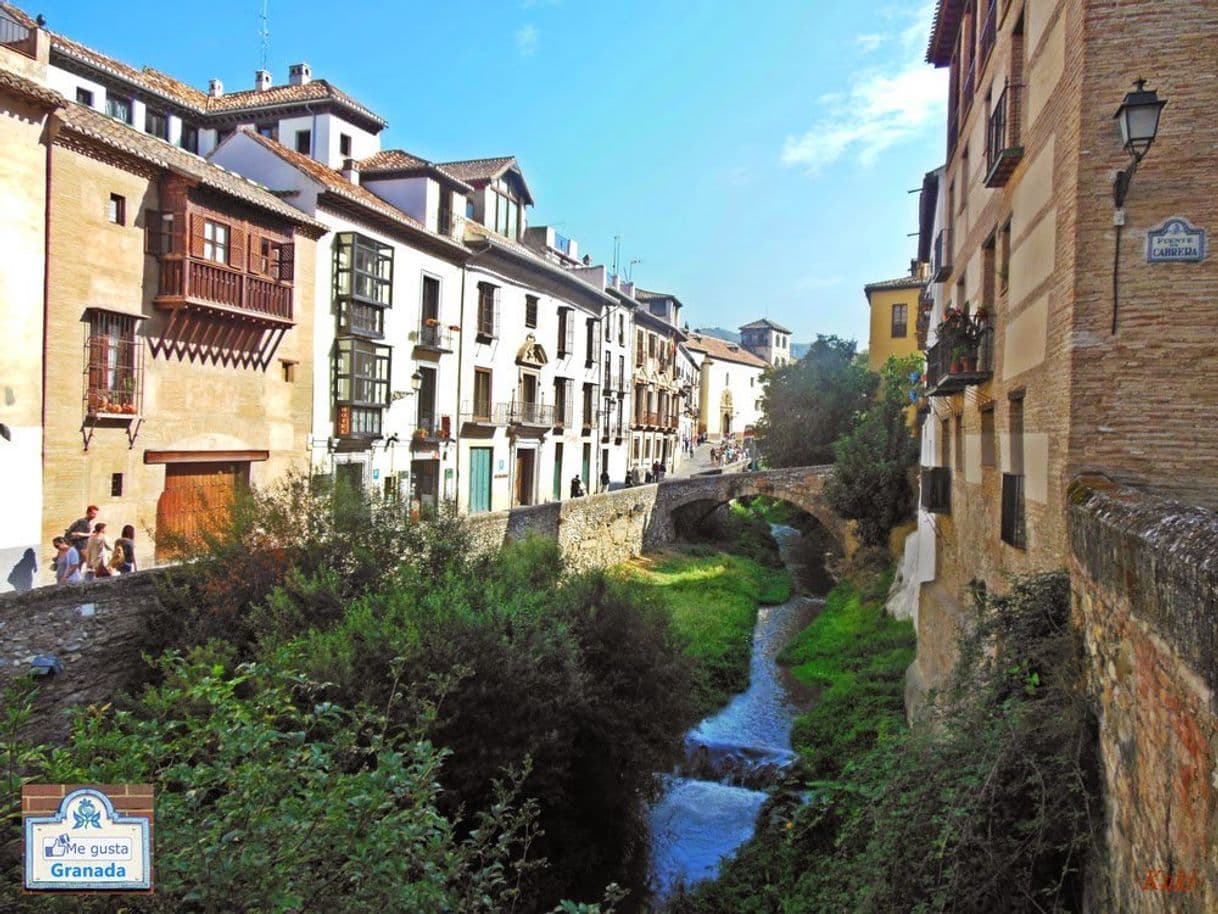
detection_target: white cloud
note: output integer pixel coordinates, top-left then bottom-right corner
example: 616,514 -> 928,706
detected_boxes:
782,3 -> 945,176
515,24 -> 539,57
855,33 -> 886,53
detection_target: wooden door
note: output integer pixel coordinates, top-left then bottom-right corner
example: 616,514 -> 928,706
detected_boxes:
469,448 -> 492,513
514,449 -> 535,507
155,461 -> 247,560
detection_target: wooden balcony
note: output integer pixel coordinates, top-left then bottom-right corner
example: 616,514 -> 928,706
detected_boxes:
155,256 -> 294,326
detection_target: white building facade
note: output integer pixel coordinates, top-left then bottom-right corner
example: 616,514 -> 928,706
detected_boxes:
685,332 -> 768,440
739,318 -> 794,367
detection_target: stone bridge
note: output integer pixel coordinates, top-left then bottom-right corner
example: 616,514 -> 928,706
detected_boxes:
466,465 -> 842,572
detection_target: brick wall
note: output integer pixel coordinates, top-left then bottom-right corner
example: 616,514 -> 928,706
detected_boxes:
1068,476 -> 1217,913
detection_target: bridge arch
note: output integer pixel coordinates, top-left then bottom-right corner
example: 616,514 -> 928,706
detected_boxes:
644,466 -> 846,554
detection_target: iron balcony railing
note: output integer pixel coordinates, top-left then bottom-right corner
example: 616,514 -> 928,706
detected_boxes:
413,414 -> 453,442
933,229 -> 951,281
925,325 -> 994,397
979,0 -> 997,67
460,400 -> 504,426
921,466 -> 952,515
505,401 -> 554,426
416,322 -> 454,351
961,59 -> 976,117
985,82 -> 1024,187
0,11 -> 36,58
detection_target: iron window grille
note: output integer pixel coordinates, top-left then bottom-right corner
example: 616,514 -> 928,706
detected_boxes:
84,311 -> 143,416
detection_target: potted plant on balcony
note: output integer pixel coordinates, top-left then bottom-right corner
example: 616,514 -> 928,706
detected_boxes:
950,343 -> 967,374
423,318 -> 440,327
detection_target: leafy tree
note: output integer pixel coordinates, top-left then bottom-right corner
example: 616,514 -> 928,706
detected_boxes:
755,335 -> 875,466
825,355 -> 922,547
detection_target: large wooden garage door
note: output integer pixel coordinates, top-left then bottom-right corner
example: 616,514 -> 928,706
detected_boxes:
156,461 -> 248,560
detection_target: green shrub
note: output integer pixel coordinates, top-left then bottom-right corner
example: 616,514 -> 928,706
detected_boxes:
0,652 -> 543,913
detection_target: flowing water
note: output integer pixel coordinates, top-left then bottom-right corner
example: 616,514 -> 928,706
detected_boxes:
645,524 -> 825,906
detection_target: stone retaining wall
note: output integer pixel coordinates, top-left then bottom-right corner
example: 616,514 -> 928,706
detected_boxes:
1068,476 -> 1218,913
0,572 -> 165,742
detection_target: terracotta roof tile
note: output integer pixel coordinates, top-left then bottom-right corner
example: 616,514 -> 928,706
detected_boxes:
356,149 -> 474,191
48,98 -> 326,229
684,332 -> 769,369
358,149 -> 429,171
238,131 -> 465,250
0,4 -> 385,125
437,155 -> 533,205
739,318 -> 791,332
864,275 -> 925,295
436,155 -> 517,182
0,66 -> 61,107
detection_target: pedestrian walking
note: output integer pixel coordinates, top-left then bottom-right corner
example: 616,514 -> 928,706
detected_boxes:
111,524 -> 136,574
84,522 -> 112,580
600,469 -> 610,493
570,475 -> 585,498
53,537 -> 83,586
65,504 -> 98,556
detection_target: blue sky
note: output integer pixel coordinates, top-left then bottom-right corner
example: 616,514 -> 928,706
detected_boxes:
43,0 -> 947,345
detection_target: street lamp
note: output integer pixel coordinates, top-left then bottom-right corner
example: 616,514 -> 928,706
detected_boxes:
410,369 -> 423,394
1112,79 -> 1166,206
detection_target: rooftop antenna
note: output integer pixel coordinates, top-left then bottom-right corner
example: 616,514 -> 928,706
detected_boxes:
612,234 -> 621,276
258,0 -> 270,72
627,258 -> 641,282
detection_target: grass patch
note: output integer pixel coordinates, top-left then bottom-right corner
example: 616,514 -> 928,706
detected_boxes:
779,569 -> 913,775
619,548 -> 791,715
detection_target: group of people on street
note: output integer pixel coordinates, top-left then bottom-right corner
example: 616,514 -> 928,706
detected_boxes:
710,435 -> 745,467
52,505 -> 137,585
624,461 -> 668,487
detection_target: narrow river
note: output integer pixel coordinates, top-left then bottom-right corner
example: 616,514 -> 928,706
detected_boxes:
645,524 -> 826,906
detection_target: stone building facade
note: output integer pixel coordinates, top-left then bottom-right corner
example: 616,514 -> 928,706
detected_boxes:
913,0 -> 1218,699
0,35 -> 323,584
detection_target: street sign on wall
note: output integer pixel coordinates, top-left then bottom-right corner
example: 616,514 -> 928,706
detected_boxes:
1147,217 -> 1206,263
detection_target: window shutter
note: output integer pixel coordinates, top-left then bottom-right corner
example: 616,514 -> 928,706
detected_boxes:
492,287 -> 501,339
190,214 -> 206,258
247,234 -> 262,274
144,210 -> 161,255
278,243 -> 294,282
564,312 -> 575,356
229,224 -> 246,269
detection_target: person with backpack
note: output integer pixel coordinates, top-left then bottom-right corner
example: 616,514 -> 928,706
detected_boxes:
111,524 -> 136,574
84,522 -> 112,580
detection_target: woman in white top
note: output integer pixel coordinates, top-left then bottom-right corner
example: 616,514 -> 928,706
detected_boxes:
84,522 -> 112,580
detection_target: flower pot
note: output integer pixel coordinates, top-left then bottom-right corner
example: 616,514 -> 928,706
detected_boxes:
950,359 -> 963,374
964,355 -> 978,372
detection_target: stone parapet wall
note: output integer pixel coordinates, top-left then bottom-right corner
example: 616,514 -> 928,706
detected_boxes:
1068,475 -> 1217,913
0,572 -> 165,742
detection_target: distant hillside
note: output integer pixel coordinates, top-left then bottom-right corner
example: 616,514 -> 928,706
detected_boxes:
695,327 -> 740,344
792,342 -> 810,360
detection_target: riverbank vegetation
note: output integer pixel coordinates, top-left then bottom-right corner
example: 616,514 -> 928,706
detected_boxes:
669,570 -> 1101,914
620,547 -> 790,717
0,478 -> 702,913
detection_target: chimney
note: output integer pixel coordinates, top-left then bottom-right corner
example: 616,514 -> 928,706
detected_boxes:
341,158 -> 359,185
208,78 -> 224,98
288,62 -> 312,86
254,69 -> 272,92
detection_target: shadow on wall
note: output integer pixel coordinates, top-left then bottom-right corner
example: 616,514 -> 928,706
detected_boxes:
6,548 -> 37,593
